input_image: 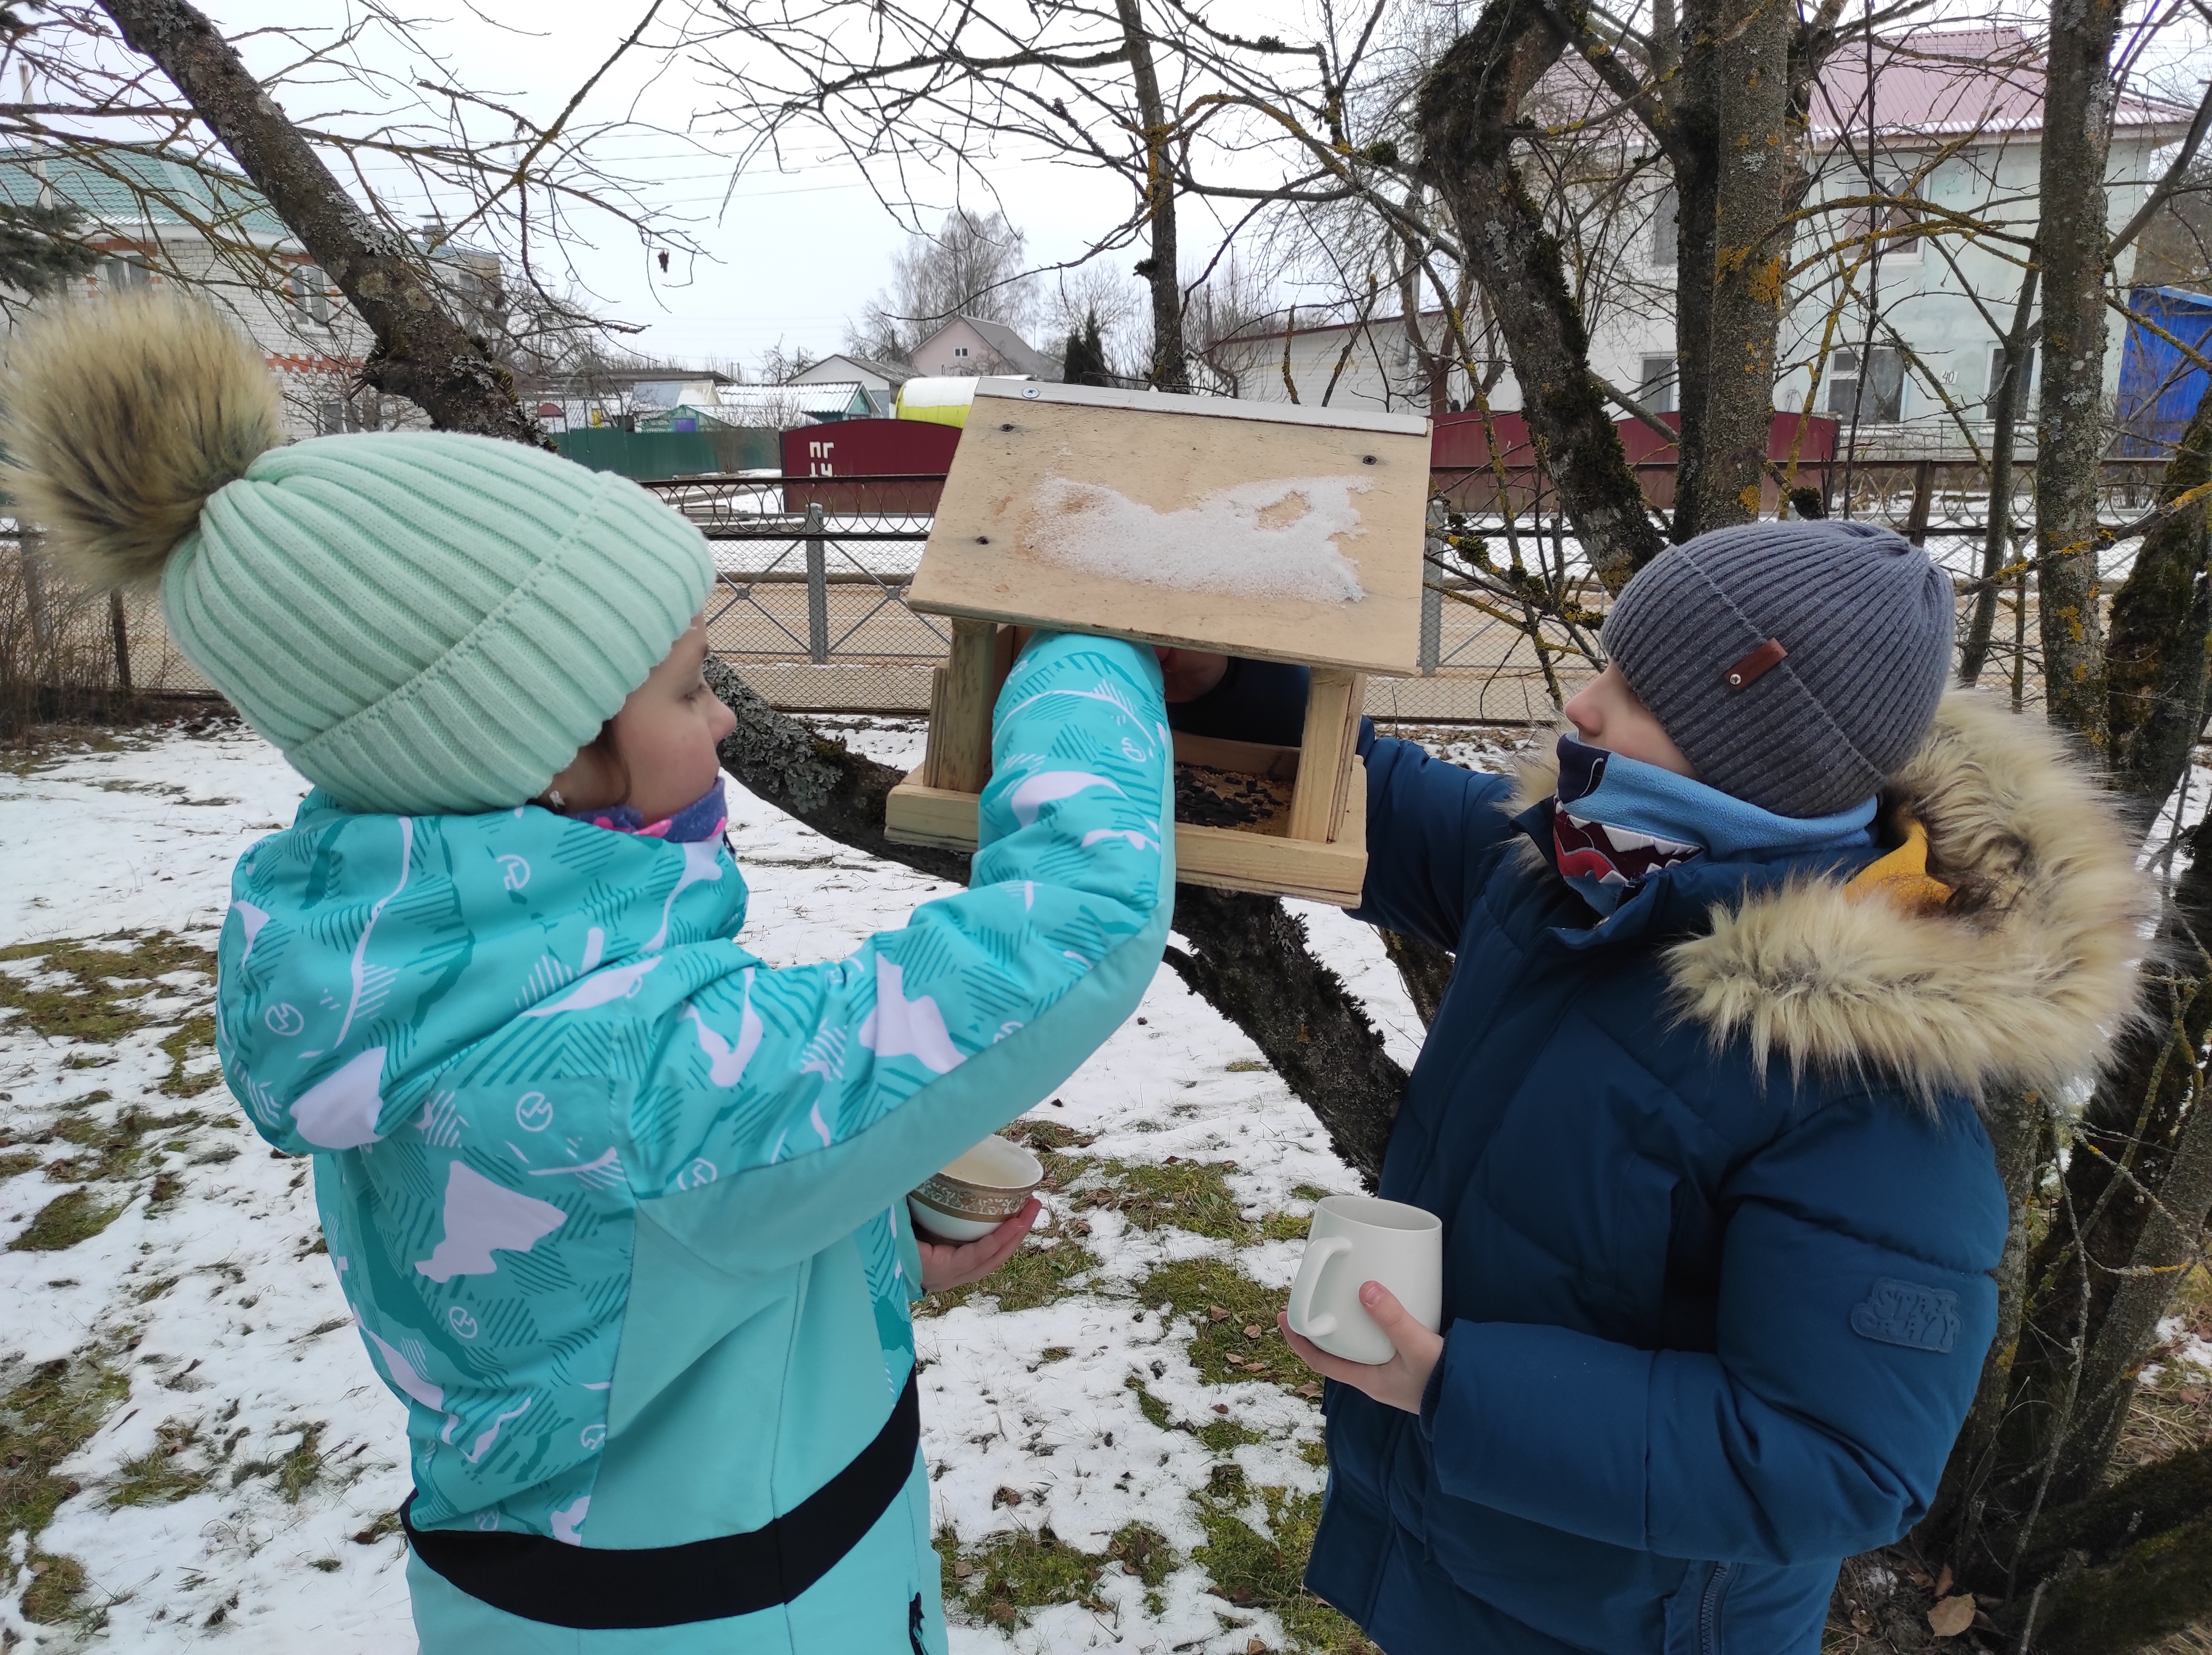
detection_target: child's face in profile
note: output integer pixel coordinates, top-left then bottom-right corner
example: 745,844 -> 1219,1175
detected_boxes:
1562,664 -> 1696,778
545,618 -> 737,820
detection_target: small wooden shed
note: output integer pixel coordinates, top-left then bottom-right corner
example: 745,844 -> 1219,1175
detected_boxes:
883,381 -> 1430,905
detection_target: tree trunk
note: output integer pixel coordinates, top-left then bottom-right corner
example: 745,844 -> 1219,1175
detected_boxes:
1115,0 -> 1188,393
2039,960 -> 2212,1511
2016,1436 -> 2212,1582
2025,1508 -> 2212,1655
1414,0 -> 1667,595
96,0 -> 544,445
2033,0 -> 2123,746
1958,275 -> 2040,684
1380,929 -> 1454,1027
1916,1086 -> 2053,1562
2104,378 -> 2212,804
1679,0 -> 1792,535
1165,887 -> 1408,1185
1977,802 -> 2212,1560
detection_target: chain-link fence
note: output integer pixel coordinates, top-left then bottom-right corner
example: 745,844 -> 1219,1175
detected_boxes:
5,458 -> 2181,734
1,531 -> 215,731
648,474 -> 946,714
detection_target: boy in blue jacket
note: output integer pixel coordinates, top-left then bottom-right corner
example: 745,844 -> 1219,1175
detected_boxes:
4,294 -> 1173,1653
1269,521 -> 2148,1653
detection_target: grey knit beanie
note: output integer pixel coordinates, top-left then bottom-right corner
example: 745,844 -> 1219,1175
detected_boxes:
1601,520 -> 1952,818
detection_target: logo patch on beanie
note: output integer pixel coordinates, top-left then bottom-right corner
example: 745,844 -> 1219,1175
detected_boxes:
1850,1277 -> 1960,1353
1723,637 -> 1788,689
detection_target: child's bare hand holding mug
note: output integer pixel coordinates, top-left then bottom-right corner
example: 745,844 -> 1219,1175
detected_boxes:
919,1198 -> 1043,1292
1279,1282 -> 1444,1415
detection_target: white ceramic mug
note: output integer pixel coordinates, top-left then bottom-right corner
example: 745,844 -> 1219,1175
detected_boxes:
1286,1195 -> 1444,1365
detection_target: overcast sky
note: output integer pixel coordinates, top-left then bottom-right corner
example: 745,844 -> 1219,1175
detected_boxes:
204,0 -> 1157,372
201,0 -> 2206,375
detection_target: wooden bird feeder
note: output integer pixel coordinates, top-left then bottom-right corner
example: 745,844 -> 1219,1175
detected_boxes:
883,381 -> 1430,905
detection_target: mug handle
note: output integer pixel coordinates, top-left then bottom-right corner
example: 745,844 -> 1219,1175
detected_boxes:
1289,1236 -> 1353,1339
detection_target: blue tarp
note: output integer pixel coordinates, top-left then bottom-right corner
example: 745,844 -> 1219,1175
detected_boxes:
2117,285 -> 2212,457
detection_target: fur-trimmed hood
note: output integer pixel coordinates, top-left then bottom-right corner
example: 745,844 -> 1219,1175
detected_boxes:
1511,692 -> 2155,1103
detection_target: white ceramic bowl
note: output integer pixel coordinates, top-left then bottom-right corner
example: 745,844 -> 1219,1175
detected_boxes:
907,1135 -> 1044,1243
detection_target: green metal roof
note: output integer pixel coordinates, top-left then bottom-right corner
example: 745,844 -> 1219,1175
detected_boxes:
0,145 -> 290,243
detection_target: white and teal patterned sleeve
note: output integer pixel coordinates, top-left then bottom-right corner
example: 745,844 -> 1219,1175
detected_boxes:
626,633 -> 1174,1272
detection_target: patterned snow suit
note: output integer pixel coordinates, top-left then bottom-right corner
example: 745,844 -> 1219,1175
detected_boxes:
215,634 -> 1173,1652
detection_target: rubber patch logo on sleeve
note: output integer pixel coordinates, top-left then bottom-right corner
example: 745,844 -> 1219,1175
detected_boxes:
1850,1278 -> 1961,1354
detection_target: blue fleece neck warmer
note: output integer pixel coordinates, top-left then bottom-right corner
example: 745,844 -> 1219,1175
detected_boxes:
1551,734 -> 1876,915
566,777 -> 729,842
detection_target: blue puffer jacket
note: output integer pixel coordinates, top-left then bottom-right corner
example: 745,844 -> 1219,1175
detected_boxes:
216,633 -> 1172,1653
1306,693 -> 2147,1655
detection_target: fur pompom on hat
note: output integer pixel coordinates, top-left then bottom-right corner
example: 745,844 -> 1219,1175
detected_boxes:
0,291 -> 713,816
3,289 -> 282,587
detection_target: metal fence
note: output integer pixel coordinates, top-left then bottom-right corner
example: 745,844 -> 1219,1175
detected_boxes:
6,458 -> 2184,732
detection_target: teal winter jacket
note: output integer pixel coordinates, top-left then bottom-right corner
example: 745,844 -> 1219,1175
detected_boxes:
215,634 -> 1174,1652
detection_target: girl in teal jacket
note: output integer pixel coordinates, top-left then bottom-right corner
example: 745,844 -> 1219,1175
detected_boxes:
4,293 -> 1173,1651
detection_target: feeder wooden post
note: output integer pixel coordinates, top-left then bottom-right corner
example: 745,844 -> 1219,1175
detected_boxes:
1286,667 -> 1362,843
926,617 -> 997,794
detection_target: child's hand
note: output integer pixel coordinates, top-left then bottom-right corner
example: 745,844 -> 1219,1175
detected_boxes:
1278,1282 -> 1445,1415
919,1198 -> 1043,1292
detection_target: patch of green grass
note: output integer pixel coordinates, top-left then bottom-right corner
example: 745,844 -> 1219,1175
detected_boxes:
109,1420 -> 213,1508
159,1012 -> 223,1097
938,1524 -> 1106,1627
1192,1484 -> 1376,1654
8,1187 -> 129,1251
1003,1115 -> 1096,1153
234,1423 -> 325,1503
1136,1256 -> 1313,1391
1125,1375 -> 1176,1432
19,1551 -> 90,1625
1107,1522 -> 1177,1589
1260,1211 -> 1314,1244
1290,1184 -> 1330,1203
1064,1155 -> 1251,1241
0,1149 -> 40,1178
1199,1415 -> 1267,1453
0,934 -> 213,1044
0,1349 -> 133,1622
1226,1058 -> 1270,1073
46,1105 -> 196,1186
917,1237 -> 1099,1318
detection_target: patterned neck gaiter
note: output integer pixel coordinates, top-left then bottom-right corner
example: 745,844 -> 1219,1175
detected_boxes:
1551,735 -> 1876,916
567,777 -> 729,843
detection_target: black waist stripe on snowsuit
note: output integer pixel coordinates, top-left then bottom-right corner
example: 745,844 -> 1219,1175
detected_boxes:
401,1368 -> 919,1629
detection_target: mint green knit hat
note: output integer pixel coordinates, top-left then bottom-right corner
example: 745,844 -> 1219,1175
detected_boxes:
2,293 -> 713,815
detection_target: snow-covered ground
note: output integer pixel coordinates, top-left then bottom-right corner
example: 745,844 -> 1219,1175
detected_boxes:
0,719 -> 1470,1654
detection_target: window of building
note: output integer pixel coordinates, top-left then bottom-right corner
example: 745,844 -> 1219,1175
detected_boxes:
1651,184 -> 1678,268
1826,346 -> 1905,423
317,399 -> 359,436
103,253 -> 150,290
1987,343 -> 2035,415
953,345 -> 970,358
1638,354 -> 1677,415
1841,177 -> 1923,263
291,265 -> 331,326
